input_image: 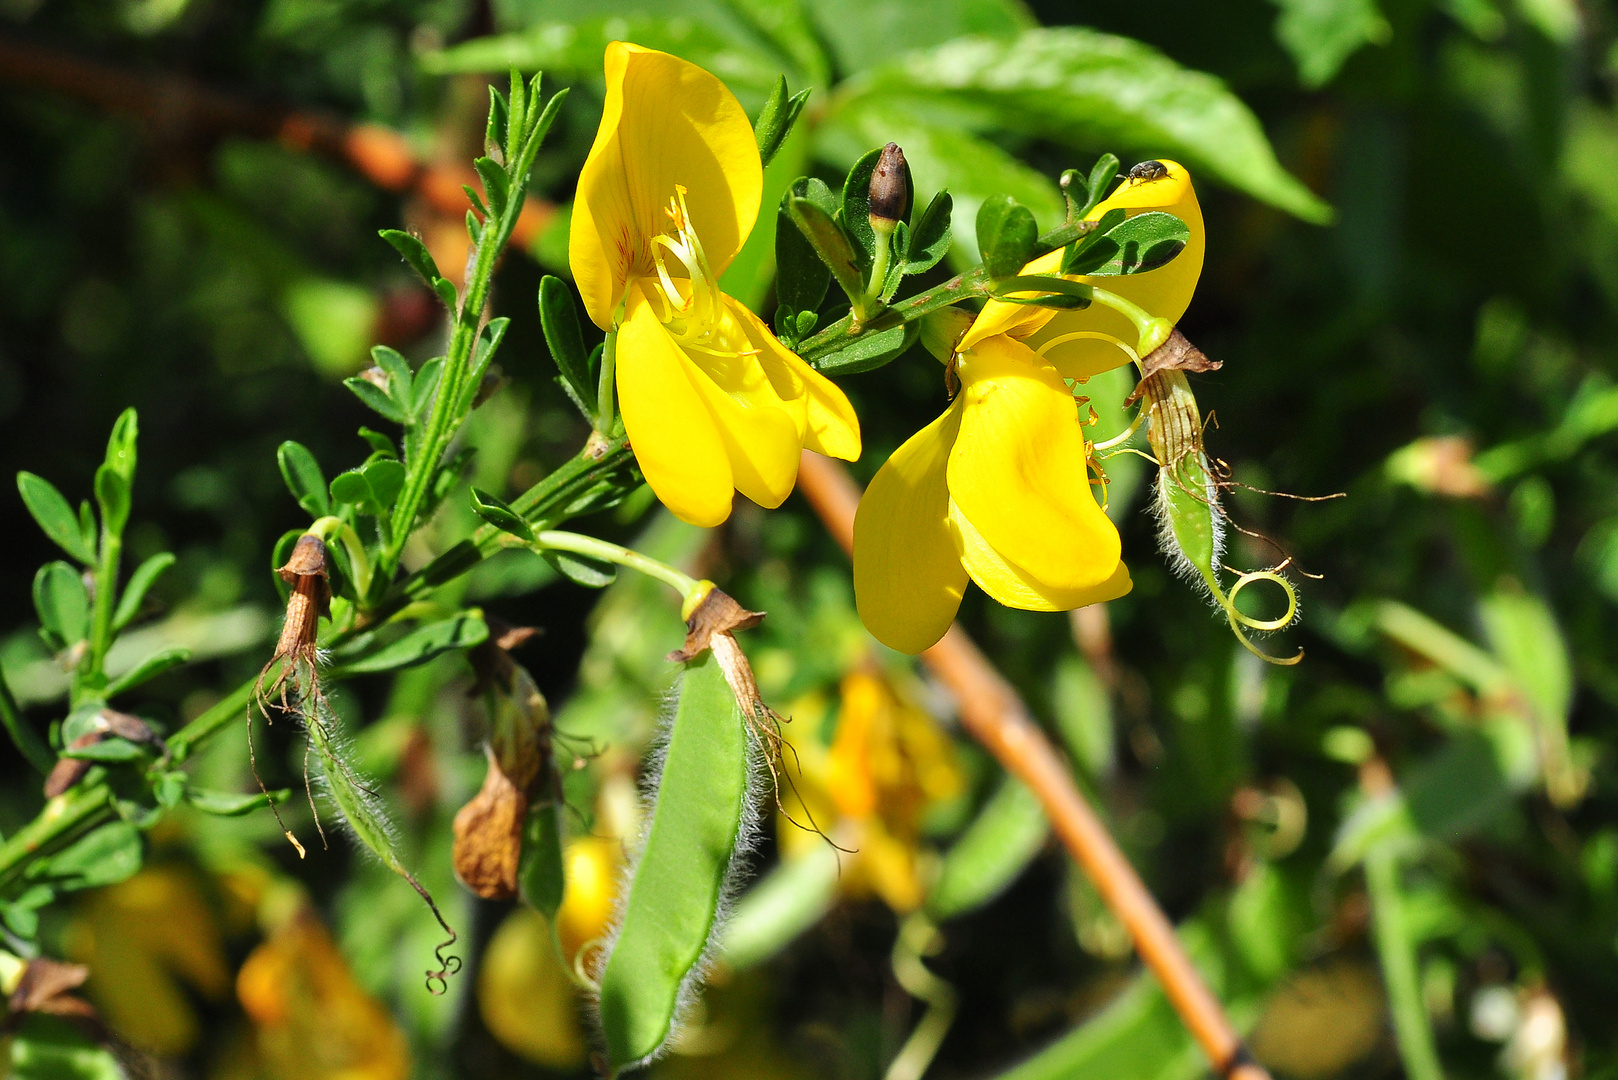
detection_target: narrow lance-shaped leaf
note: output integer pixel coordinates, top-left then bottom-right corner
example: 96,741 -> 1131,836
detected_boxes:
112,552 -> 176,632
277,441 -> 329,518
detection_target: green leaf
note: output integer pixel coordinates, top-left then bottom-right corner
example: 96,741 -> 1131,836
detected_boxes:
105,646 -> 191,697
153,770 -> 187,808
486,84 -> 510,158
474,155 -> 510,216
327,611 -> 490,676
33,562 -> 89,649
411,358 -> 445,422
805,0 -> 1032,75
419,17 -> 782,99
11,1013 -> 126,1078
343,374 -> 408,424
540,549 -> 618,588
328,469 -> 374,509
370,344 -> 412,391
269,529 -> 303,604
753,76 -> 811,169
186,787 -> 291,816
30,821 -> 143,891
277,440 -> 329,518
1272,0 -> 1391,88
93,463 -> 130,538
904,190 -> 953,274
838,145 -> 885,266
976,194 -> 1039,278
17,472 -> 95,564
433,277 -> 458,312
112,552 -> 175,632
1063,210 -> 1190,276
519,798 -> 565,918
539,276 -> 595,421
61,704 -> 105,745
365,458 -> 406,509
470,487 -> 535,542
927,776 -> 1049,920
788,196 -> 865,306
844,28 -> 1333,223
775,180 -> 833,318
358,427 -> 398,457
807,321 -> 919,376
62,737 -> 148,762
379,229 -> 443,287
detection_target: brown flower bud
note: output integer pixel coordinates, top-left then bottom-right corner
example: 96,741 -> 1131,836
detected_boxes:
44,709 -> 163,799
868,142 -> 911,227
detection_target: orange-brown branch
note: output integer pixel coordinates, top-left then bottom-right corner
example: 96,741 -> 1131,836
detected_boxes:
794,449 -> 1268,1080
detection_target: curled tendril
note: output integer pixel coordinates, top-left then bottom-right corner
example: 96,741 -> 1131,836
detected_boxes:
407,874 -> 462,995
1210,569 -> 1303,666
572,936 -> 608,994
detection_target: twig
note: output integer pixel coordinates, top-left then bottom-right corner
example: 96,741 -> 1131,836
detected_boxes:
794,450 -> 1270,1080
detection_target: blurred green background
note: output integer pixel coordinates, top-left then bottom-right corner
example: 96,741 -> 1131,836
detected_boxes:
4,0 -> 1618,1078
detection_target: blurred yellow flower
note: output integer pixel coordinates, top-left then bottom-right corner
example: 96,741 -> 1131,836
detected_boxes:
236,912 -> 409,1080
478,908 -> 587,1070
781,671 -> 964,912
570,42 -> 859,527
64,865 -> 231,1057
556,834 -> 623,964
853,163 -> 1206,654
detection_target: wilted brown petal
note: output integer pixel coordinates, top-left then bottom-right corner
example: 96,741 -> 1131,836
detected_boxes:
667,586 -> 764,663
1125,328 -> 1221,406
452,749 -> 528,900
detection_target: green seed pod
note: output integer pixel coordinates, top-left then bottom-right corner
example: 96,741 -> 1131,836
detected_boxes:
1139,359 -> 1300,665
302,686 -> 461,992
595,650 -> 759,1071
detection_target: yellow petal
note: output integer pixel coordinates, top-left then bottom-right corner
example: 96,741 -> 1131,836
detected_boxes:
951,500 -> 1133,610
683,342 -> 803,510
724,295 -> 862,461
947,335 -> 1121,590
853,403 -> 968,654
617,283 -> 734,526
570,43 -> 763,329
961,160 -> 1205,361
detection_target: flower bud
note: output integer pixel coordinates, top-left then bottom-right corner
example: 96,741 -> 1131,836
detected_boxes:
867,143 -> 911,231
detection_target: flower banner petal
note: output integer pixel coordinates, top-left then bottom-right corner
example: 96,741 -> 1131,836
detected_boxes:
947,335 -> 1121,590
854,404 -> 968,655
570,42 -> 763,329
617,284 -> 734,527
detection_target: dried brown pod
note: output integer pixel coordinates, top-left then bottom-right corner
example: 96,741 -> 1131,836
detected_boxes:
868,142 -> 911,226
272,534 -> 332,665
452,747 -> 527,900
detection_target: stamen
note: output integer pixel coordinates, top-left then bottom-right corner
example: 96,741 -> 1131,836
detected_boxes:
644,185 -> 761,362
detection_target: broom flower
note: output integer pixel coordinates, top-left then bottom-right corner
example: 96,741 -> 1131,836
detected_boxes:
570,43 -> 860,527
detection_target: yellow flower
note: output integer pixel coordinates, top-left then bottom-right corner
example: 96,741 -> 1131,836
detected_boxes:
570,43 -> 861,527
853,163 -> 1204,654
779,671 -> 964,913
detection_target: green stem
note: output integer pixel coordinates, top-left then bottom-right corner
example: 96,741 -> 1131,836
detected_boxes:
865,222 -> 895,310
0,784 -> 115,892
597,329 -> 618,435
167,669 -> 264,763
1366,845 -> 1446,1080
532,530 -> 699,598
0,662 -> 53,776
78,525 -> 122,703
375,169 -> 534,596
797,215 -> 1102,367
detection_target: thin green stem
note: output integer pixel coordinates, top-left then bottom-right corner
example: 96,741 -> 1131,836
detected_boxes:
597,329 -> 618,435
797,215 -> 1102,367
78,526 -> 122,703
0,784 -> 115,892
532,530 -> 699,598
1366,845 -> 1446,1080
167,669 -> 264,763
865,222 -> 895,310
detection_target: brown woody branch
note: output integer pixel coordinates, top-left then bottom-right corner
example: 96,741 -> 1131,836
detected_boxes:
794,449 -> 1268,1080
